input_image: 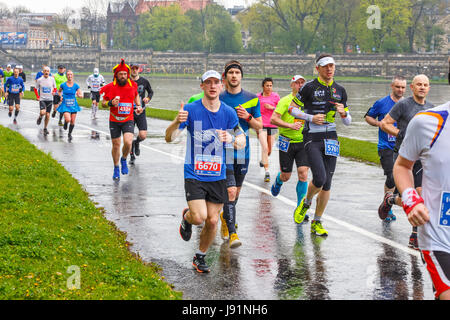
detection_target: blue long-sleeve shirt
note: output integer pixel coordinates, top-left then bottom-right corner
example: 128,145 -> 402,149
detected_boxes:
4,76 -> 25,94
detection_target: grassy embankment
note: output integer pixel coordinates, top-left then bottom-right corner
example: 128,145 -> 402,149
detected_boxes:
0,125 -> 182,300
21,90 -> 379,165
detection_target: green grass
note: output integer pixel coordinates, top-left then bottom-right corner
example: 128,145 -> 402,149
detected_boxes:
338,136 -> 379,165
0,126 -> 182,300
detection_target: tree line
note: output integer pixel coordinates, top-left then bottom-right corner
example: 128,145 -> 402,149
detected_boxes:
238,0 -> 448,54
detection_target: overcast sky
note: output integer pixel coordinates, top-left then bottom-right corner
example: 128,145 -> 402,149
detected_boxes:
7,0 -> 259,13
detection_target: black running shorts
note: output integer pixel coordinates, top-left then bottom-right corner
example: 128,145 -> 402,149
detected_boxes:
91,91 -> 100,103
262,127 -> 278,136
185,178 -> 228,204
53,94 -> 61,105
109,120 -> 134,139
279,139 -> 309,173
7,93 -> 20,106
133,111 -> 148,131
39,100 -> 53,113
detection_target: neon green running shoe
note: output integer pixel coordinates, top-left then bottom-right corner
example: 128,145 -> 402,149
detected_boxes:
293,197 -> 310,224
311,220 -> 328,237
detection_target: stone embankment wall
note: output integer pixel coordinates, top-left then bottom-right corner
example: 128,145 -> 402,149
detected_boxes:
3,48 -> 448,79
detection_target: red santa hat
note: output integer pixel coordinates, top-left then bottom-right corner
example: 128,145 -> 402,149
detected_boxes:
112,59 -> 132,86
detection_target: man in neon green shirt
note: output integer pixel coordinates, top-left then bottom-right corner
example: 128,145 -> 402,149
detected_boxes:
270,75 -> 310,218
52,65 -> 68,124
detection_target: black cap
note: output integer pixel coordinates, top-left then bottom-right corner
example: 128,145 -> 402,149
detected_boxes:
129,63 -> 139,68
58,65 -> 65,69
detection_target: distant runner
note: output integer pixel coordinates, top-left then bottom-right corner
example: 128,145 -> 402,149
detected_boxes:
257,77 -> 280,182
34,66 -> 57,136
365,76 -> 407,222
53,65 -> 68,125
129,63 -> 153,164
270,75 -> 309,218
4,67 -> 24,124
57,70 -> 83,141
165,70 -> 245,273
86,68 -> 105,120
100,59 -> 142,180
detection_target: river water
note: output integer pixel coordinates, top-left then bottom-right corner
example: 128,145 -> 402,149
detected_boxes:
25,75 -> 450,142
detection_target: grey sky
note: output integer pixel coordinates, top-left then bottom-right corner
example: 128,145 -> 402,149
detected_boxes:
6,0 -> 86,14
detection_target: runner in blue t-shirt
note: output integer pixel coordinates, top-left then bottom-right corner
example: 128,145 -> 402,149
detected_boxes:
218,60 -> 262,249
4,67 -> 24,123
365,76 -> 406,222
57,70 -> 83,141
165,70 -> 245,273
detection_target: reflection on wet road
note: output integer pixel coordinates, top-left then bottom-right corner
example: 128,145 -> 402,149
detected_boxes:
1,101 -> 434,300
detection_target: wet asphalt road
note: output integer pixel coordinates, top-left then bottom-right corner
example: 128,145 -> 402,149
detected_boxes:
1,100 -> 433,300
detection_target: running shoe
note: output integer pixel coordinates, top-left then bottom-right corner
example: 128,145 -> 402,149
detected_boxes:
51,111 -> 56,118
179,208 -> 192,241
192,253 -> 210,273
271,180 -> 282,197
264,172 -> 270,182
130,153 -> 136,165
259,161 -> 264,168
113,166 -> 120,180
378,192 -> 394,220
229,233 -> 242,248
120,157 -> 128,175
8,111 -> 12,117
43,128 -> 49,135
408,232 -> 419,250
294,197 -> 310,224
311,220 -> 328,236
37,116 -> 42,125
68,133 -> 72,141
220,211 -> 229,240
13,118 -> 17,125
384,210 -> 396,222
134,140 -> 141,156
58,120 -> 63,126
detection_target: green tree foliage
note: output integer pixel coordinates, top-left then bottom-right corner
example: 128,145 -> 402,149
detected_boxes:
134,3 -> 242,53
238,0 -> 448,54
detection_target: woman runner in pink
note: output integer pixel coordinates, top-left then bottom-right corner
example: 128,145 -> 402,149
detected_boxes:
257,77 -> 280,182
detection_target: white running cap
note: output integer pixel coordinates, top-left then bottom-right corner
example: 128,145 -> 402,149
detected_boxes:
316,56 -> 336,67
7,64 -> 11,68
94,67 -> 99,74
291,75 -> 305,82
43,66 -> 50,72
201,70 -> 221,82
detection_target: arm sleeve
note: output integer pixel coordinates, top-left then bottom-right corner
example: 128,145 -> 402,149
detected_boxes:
288,105 -> 314,122
341,111 -> 352,126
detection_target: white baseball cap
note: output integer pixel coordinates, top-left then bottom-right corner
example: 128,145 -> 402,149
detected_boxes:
316,56 -> 336,67
93,68 -> 99,75
291,75 -> 305,83
201,70 -> 221,82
